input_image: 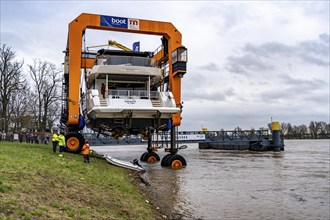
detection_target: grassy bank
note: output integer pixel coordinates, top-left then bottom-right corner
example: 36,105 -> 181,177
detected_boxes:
0,142 -> 155,220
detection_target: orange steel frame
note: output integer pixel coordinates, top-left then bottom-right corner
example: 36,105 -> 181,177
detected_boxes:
65,13 -> 184,128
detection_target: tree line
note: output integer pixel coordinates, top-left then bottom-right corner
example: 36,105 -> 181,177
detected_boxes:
0,44 -> 62,133
275,121 -> 330,139
232,121 -> 329,140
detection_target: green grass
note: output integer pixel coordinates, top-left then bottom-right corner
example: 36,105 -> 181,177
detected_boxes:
0,142 -> 156,220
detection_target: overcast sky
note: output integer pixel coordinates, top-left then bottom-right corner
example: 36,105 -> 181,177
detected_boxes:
1,1 -> 329,131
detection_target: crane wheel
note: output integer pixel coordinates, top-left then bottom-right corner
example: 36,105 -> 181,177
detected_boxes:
140,152 -> 148,161
166,154 -> 187,169
147,155 -> 158,163
141,152 -> 160,163
65,132 -> 85,154
161,154 -> 172,167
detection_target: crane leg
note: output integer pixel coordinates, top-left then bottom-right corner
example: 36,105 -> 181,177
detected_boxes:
161,126 -> 187,169
140,126 -> 160,163
170,126 -> 177,154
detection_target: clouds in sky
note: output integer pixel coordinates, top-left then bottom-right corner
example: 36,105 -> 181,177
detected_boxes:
1,1 -> 329,130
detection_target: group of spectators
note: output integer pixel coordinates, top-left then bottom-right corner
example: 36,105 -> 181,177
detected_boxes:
0,131 -> 51,144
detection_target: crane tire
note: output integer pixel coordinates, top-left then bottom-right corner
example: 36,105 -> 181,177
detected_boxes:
65,132 -> 85,154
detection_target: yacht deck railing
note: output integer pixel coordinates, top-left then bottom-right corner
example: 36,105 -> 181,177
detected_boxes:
108,90 -> 160,99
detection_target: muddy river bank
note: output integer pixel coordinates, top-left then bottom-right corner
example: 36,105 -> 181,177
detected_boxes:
93,139 -> 330,220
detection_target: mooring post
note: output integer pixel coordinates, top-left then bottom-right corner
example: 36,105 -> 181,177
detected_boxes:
272,122 -> 281,151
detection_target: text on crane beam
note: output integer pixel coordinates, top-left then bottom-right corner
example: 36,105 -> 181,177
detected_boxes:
100,15 -> 139,30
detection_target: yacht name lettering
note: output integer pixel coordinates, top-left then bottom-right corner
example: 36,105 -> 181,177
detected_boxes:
125,100 -> 136,104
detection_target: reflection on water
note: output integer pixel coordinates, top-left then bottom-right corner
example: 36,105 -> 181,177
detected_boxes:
93,140 -> 330,220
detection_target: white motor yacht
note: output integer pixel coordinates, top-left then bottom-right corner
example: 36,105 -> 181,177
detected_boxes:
82,49 -> 179,138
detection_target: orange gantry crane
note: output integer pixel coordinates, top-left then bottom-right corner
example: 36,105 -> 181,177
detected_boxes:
61,13 -> 188,168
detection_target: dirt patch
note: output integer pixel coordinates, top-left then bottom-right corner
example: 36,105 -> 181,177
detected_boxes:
132,171 -> 184,220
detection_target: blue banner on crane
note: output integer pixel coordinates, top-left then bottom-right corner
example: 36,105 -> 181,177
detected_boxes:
133,42 -> 140,52
100,15 -> 140,30
100,16 -> 127,29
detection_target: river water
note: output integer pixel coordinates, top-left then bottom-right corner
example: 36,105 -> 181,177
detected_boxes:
92,139 -> 330,220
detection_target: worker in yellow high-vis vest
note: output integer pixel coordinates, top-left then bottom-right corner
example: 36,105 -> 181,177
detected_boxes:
58,131 -> 66,157
52,131 -> 59,153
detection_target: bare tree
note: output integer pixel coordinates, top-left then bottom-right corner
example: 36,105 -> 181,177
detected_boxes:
28,59 -> 62,132
286,123 -> 293,138
291,125 -> 299,138
297,124 -> 308,139
26,93 -> 39,131
280,122 -> 288,136
318,121 -> 329,138
326,123 -> 330,136
9,84 -> 31,132
288,125 -> 307,139
0,44 -> 25,132
309,121 -> 321,139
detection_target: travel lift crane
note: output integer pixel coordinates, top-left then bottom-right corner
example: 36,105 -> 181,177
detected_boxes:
61,13 -> 188,169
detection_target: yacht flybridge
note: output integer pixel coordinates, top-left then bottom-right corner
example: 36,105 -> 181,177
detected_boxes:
83,49 -> 179,138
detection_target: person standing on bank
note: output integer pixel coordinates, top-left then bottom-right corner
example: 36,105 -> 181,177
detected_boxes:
58,131 -> 66,157
82,141 -> 91,163
52,131 -> 59,153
